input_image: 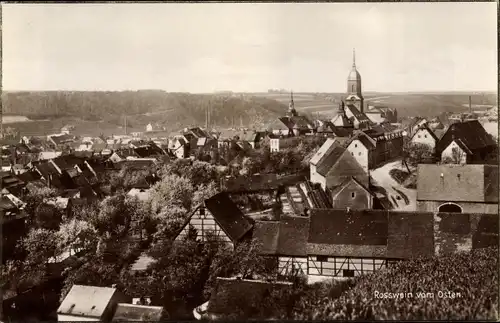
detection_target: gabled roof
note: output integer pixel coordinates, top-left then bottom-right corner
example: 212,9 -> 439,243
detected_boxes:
310,138 -> 338,166
35,161 -> 60,178
349,132 -> 376,149
345,104 -> 371,124
112,303 -> 164,322
57,285 -> 119,318
436,120 -> 497,154
49,134 -> 76,145
329,176 -> 374,200
417,164 -> 498,203
315,145 -> 346,176
331,114 -> 353,128
410,124 -> 439,142
203,192 -> 254,242
315,147 -> 369,187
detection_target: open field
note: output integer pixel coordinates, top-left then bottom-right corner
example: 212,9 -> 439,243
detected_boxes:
250,92 -> 497,119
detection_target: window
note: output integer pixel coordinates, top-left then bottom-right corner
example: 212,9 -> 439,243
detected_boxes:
354,144 -> 358,148
316,256 -> 328,262
417,135 -> 421,138
199,208 -> 205,216
351,152 -> 354,156
343,269 -> 355,277
351,192 -> 355,198
358,152 -> 361,156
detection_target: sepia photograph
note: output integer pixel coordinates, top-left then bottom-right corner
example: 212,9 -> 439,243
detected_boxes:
1,2 -> 498,321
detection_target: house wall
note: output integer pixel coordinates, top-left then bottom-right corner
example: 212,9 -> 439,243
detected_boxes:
346,139 -> 369,171
331,181 -> 373,210
441,141 -> 468,164
411,129 -> 436,149
270,139 -> 280,152
278,256 -> 308,277
416,200 -> 498,215
309,165 -> 327,190
175,207 -> 234,247
57,315 -> 100,321
307,256 -> 397,277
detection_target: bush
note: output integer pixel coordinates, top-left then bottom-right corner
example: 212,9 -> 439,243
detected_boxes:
292,248 -> 499,321
389,169 -> 411,185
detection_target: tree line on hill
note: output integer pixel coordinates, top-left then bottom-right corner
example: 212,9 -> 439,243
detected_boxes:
2,91 -> 287,130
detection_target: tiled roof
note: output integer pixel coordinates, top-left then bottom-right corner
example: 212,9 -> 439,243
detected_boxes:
57,285 -> 120,318
204,192 -> 254,242
417,164 -> 498,203
411,124 -> 439,142
315,145 -> 346,176
316,148 -> 369,187
276,216 -> 310,256
345,104 -> 371,124
310,138 -> 338,166
435,120 -> 497,155
350,132 -> 376,149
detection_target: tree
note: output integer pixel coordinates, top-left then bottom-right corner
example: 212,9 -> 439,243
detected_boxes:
22,228 -> 60,266
149,174 -> 195,213
403,142 -> 435,169
57,218 -> 98,256
192,181 -> 219,208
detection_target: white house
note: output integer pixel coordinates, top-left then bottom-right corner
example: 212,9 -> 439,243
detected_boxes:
410,125 -> 439,150
146,123 -> 153,132
57,285 -> 130,322
346,133 -> 375,172
441,140 -> 469,164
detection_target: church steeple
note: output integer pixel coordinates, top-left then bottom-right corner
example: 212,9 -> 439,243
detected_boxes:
352,48 -> 356,68
288,90 -> 298,117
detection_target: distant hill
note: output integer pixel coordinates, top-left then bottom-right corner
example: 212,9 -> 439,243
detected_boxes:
2,91 -> 287,134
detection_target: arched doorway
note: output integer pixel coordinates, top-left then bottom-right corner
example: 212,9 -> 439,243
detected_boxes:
438,203 -> 463,213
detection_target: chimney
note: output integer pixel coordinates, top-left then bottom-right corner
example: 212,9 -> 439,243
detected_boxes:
48,174 -> 53,188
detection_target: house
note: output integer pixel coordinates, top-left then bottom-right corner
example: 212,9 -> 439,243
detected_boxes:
346,125 -> 405,171
315,120 -> 352,138
253,208 -> 498,281
57,285 -> 130,322
405,117 -> 428,137
269,135 -> 296,153
38,151 -> 62,161
435,120 -> 497,164
107,149 -> 140,164
416,164 -> 498,214
198,277 -> 293,320
48,133 -> 77,148
111,303 -> 165,322
146,123 -> 153,132
365,106 -> 398,124
342,102 -> 371,129
174,192 -> 254,248
329,176 -> 377,210
61,125 -> 75,134
410,124 -> 439,149
310,139 -> 369,190
168,137 -> 189,159
252,216 -> 310,277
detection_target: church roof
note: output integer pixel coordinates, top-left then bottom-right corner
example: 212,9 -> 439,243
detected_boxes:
348,66 -> 362,81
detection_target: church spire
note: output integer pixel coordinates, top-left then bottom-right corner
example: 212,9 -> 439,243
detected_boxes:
288,90 -> 297,117
352,48 -> 356,67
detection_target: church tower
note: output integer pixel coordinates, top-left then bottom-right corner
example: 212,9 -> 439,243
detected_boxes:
345,48 -> 364,112
287,90 -> 298,117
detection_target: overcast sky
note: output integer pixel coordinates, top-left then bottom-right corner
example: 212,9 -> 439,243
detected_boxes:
3,3 -> 497,93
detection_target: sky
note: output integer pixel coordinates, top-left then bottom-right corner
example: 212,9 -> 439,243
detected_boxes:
2,3 -> 497,93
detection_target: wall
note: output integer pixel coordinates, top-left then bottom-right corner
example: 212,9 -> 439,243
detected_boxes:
175,207 -> 233,246
307,256 -> 397,277
416,200 -> 498,215
411,128 -> 436,149
310,165 -> 327,190
441,141 -> 467,164
346,139 -> 369,171
57,315 -> 100,322
331,180 -> 372,210
278,256 -> 308,277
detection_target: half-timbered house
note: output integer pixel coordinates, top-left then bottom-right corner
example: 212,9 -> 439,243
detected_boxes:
174,192 -> 254,248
